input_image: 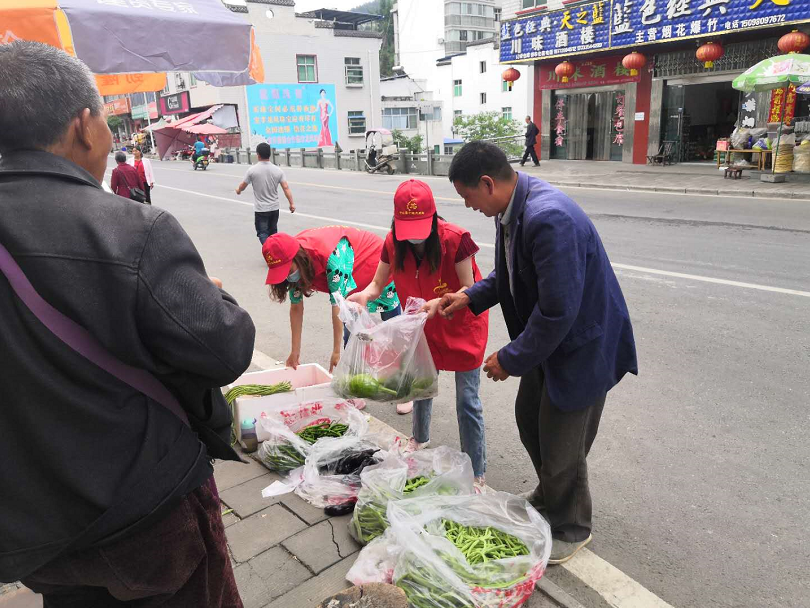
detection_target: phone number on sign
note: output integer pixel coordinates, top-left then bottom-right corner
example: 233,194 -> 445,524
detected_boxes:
737,14 -> 786,28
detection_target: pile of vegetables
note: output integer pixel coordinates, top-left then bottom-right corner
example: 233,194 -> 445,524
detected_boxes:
395,519 -> 533,608
222,381 -> 293,446
338,373 -> 437,403
260,420 -> 350,472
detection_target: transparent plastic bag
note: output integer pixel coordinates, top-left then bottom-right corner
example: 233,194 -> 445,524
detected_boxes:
332,295 -> 439,404
365,492 -> 552,608
346,531 -> 403,585
256,400 -> 368,472
352,446 -> 475,544
293,435 -> 382,508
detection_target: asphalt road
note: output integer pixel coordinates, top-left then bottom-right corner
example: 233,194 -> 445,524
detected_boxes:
111,158 -> 810,608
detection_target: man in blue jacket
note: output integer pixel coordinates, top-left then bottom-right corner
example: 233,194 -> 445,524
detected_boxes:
440,142 -> 637,564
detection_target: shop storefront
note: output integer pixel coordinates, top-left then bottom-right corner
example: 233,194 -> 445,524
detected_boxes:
500,0 -> 810,164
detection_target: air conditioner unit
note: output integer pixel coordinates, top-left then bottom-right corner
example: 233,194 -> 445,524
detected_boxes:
438,37 -> 445,44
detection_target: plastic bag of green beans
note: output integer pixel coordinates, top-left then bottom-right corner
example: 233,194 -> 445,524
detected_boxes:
257,399 -> 368,472
351,446 -> 474,545
349,493 -> 552,608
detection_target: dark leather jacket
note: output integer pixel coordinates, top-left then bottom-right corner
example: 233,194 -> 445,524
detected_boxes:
0,151 -> 256,581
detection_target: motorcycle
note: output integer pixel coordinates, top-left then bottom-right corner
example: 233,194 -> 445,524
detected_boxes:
363,129 -> 397,175
192,148 -> 211,171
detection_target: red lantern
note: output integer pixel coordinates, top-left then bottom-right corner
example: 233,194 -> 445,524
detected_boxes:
778,30 -> 810,54
502,67 -> 521,91
555,61 -> 575,84
696,42 -> 724,69
622,51 -> 646,76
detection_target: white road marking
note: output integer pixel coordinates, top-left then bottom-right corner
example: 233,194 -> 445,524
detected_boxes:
563,549 -> 676,608
157,184 -> 810,299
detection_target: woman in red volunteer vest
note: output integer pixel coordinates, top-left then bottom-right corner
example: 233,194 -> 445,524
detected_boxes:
263,227 -> 413,413
349,180 -> 489,483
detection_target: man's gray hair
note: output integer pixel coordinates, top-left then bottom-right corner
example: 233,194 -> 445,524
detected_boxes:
0,41 -> 103,154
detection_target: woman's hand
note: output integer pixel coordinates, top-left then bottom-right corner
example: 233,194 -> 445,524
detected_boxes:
347,291 -> 370,309
329,351 -> 341,373
286,351 -> 300,370
420,298 -> 441,319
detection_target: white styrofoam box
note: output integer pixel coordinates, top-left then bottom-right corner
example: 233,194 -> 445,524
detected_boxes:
226,364 -> 338,441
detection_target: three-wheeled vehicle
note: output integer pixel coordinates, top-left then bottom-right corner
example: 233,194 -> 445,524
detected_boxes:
364,128 -> 398,175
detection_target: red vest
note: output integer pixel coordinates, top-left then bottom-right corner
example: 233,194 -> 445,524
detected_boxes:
295,226 -> 383,295
384,220 -> 489,372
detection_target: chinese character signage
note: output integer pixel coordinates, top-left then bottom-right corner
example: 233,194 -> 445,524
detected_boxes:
769,83 -> 797,125
104,98 -> 130,116
247,84 -> 338,149
501,0 -> 810,63
611,0 -> 810,49
499,1 -> 610,62
537,56 -> 640,89
159,91 -> 190,115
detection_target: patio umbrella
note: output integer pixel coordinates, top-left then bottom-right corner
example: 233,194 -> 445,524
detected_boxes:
732,54 -> 810,174
0,0 -> 264,94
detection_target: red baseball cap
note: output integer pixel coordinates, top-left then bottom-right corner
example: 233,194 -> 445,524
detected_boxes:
393,179 -> 436,240
262,233 -> 300,285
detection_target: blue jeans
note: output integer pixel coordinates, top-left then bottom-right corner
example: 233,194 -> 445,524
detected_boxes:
255,210 -> 279,245
343,304 -> 402,346
412,368 -> 486,477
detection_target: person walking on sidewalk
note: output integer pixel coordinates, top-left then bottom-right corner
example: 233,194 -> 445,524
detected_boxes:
440,141 -> 637,564
131,146 -> 154,204
349,180 -> 490,485
521,115 -> 539,167
236,142 -> 295,244
109,150 -> 141,199
0,41 -> 256,606
263,228 -> 414,415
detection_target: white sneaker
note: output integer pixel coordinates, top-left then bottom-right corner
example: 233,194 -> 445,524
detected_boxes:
396,401 -> 413,415
403,437 -> 429,453
474,476 -> 487,494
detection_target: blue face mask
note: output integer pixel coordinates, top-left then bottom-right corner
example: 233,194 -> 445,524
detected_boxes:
287,269 -> 301,283
408,238 -> 426,245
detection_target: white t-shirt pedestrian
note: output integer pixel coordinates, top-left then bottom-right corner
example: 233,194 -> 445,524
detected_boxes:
242,161 -> 286,212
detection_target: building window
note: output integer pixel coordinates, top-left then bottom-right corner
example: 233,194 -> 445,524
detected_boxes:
190,73 -> 198,88
502,107 -> 512,121
382,107 -> 418,130
174,73 -> 186,90
480,92 -> 486,105
494,7 -> 501,21
480,61 -> 487,73
459,30 -> 468,41
453,79 -> 462,97
297,55 -> 317,83
345,57 -> 363,86
432,107 -> 442,123
502,79 -> 511,92
454,110 -> 462,120
522,0 -> 547,8
348,111 -> 366,135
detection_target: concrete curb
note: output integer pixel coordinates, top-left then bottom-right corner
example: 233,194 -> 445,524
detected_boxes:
546,179 -> 810,200
538,578 -> 589,608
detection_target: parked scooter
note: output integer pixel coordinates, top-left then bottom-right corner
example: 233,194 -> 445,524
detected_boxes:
192,148 -> 211,171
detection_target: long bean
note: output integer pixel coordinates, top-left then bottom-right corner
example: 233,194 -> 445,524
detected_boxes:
296,422 -> 348,443
223,381 -> 293,405
441,519 -> 529,565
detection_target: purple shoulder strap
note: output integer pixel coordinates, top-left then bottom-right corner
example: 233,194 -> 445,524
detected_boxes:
0,242 -> 189,427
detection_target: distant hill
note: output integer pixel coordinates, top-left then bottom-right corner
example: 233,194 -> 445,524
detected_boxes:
351,0 -> 394,76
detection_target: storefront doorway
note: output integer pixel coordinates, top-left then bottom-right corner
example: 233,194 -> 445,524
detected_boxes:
661,78 -> 740,163
551,88 -> 625,161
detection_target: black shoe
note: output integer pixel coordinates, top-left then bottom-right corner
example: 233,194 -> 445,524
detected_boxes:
519,162 -> 525,166
518,486 -> 544,510
533,163 -> 540,167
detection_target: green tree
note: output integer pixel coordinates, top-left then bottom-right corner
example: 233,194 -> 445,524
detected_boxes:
353,0 -> 395,77
392,129 -> 423,154
453,111 -> 524,156
106,115 -> 123,131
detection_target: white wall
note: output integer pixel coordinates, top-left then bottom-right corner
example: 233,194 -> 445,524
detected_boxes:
502,0 -> 568,20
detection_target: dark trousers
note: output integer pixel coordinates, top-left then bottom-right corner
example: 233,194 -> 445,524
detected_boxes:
142,182 -> 151,205
254,210 -> 279,245
521,145 -> 539,165
515,367 -> 605,543
22,478 -> 242,608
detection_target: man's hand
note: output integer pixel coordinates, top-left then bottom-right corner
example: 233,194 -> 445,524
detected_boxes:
150,182 -> 155,189
439,292 -> 471,320
329,351 -> 340,373
289,202 -> 296,214
347,291 -> 370,309
235,188 -> 241,195
483,351 -> 510,382
286,351 -> 300,370
421,298 -> 441,319
209,276 -> 223,289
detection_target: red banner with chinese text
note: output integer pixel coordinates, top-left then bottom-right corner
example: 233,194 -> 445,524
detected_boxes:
769,84 -> 797,126
537,56 -> 640,90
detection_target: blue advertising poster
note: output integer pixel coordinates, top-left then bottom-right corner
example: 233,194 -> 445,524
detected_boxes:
609,0 -> 810,51
246,84 -> 338,149
500,1 -> 610,63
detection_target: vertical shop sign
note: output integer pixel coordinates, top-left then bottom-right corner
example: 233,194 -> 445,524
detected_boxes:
739,93 -> 758,128
554,97 -> 568,148
613,92 -> 626,146
610,0 -> 810,50
500,1 -> 610,62
768,84 -> 797,125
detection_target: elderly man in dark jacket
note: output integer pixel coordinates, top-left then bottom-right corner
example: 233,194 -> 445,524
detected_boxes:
521,115 -> 539,167
441,142 -> 637,565
0,42 -> 255,606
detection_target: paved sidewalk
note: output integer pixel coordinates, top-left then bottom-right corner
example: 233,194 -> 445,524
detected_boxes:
523,160 -> 810,199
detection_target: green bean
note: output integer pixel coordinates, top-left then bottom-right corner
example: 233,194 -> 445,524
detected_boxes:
224,382 -> 294,446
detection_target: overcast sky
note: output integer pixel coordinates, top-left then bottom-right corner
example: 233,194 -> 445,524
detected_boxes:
293,0 -> 369,12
